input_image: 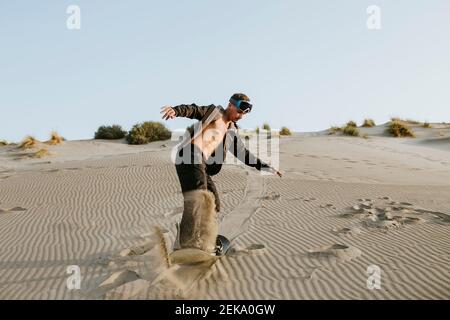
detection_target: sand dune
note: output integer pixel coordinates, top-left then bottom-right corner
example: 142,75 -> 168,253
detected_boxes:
0,125 -> 449,299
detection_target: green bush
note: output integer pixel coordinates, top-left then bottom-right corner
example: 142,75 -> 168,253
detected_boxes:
279,126 -> 292,136
343,124 -> 360,136
186,124 -> 195,137
126,121 -> 171,145
95,125 -> 127,140
362,119 -> 375,127
262,123 -> 271,131
346,121 -> 357,127
386,120 -> 415,137
328,126 -> 342,135
255,127 -> 260,134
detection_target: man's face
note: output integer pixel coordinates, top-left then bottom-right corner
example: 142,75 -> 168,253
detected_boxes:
228,103 -> 245,122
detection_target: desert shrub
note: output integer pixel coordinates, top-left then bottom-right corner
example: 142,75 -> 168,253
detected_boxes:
32,148 -> 49,158
126,121 -> 171,145
386,120 -> 415,137
346,121 -> 357,127
244,135 -> 250,140
343,124 -> 360,137
422,122 -> 432,128
262,123 -> 271,131
95,125 -> 127,140
0,140 -> 8,146
328,126 -> 342,135
255,127 -> 260,134
18,136 -> 38,149
362,119 -> 375,127
279,126 -> 292,136
186,124 -> 195,137
362,133 -> 369,139
46,131 -> 65,145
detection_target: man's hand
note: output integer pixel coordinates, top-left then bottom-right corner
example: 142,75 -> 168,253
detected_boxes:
264,166 -> 283,177
160,106 -> 176,120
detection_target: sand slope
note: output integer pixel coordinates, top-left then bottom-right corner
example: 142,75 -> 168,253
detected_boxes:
0,126 -> 449,299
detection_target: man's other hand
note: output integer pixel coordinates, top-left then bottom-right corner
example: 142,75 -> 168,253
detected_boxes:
264,166 -> 283,177
160,106 -> 176,120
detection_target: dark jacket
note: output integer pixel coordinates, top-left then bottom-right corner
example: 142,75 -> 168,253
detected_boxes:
173,103 -> 270,176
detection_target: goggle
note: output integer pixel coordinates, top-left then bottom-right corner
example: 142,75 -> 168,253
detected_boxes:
229,98 -> 253,114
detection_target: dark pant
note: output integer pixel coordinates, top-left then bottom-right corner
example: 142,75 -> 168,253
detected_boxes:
175,144 -> 220,212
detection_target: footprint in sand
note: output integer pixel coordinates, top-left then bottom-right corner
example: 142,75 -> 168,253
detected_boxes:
364,215 -> 402,229
414,209 -> 450,224
0,206 -> 27,214
261,192 -> 281,201
307,244 -> 362,262
331,226 -> 362,236
320,204 -> 336,210
343,198 -> 430,230
229,244 -> 267,256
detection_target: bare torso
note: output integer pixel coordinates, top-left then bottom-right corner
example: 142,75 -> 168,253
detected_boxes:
192,117 -> 230,160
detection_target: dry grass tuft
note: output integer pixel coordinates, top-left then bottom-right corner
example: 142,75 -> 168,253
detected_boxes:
342,124 -> 360,137
31,148 -> 50,159
328,126 -> 342,135
279,126 -> 292,136
18,136 -> 39,149
346,121 -> 357,127
45,131 -> 65,145
362,119 -> 375,127
386,120 -> 415,137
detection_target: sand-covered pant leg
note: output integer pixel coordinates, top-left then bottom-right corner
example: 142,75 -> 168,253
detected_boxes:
175,144 -> 219,252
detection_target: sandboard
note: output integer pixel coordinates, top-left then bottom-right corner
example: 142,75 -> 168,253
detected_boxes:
169,234 -> 231,265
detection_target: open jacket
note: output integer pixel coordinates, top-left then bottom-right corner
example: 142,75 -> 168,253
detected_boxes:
173,103 -> 270,176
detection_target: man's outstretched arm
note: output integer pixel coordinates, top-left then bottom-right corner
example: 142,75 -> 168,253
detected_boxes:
161,104 -> 216,121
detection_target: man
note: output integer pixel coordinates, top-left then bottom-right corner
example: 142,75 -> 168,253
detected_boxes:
161,93 -> 282,255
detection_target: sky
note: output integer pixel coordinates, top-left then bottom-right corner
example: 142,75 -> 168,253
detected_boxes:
1,0 -> 449,142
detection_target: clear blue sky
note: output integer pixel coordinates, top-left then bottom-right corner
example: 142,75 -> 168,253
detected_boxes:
1,0 -> 449,142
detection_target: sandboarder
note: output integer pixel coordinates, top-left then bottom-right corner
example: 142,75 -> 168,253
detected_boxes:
161,93 -> 282,256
